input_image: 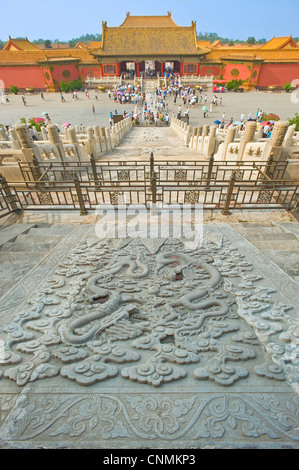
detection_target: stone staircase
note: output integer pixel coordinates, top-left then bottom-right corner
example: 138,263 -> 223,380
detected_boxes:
142,79 -> 157,93
231,222 -> 299,283
0,223 -> 77,298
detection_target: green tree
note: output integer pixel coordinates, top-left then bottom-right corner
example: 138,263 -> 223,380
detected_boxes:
9,85 -> 19,94
44,39 -> 52,48
226,79 -> 243,91
60,79 -> 82,92
288,113 -> 299,131
247,37 -> 256,45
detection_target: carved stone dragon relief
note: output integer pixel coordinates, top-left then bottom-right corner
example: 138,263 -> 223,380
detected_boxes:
0,234 -> 298,392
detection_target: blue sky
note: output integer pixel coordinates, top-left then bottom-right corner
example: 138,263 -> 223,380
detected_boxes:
1,0 -> 298,42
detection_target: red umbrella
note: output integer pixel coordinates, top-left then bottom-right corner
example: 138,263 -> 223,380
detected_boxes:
33,117 -> 45,123
260,121 -> 270,126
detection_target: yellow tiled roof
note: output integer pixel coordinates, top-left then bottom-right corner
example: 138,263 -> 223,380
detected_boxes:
93,24 -> 208,56
3,37 -> 40,51
197,41 -> 211,48
119,12 -> 178,28
0,49 -> 98,65
260,36 -> 296,49
88,41 -> 102,49
210,40 -> 223,48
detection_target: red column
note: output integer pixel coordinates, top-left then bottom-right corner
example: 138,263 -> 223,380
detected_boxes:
180,61 -> 184,76
136,61 -> 140,78
197,63 -> 200,77
161,61 -> 164,76
116,61 -> 120,77
100,64 -> 104,77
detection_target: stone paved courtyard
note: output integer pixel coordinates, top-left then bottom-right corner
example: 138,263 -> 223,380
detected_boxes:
0,88 -> 298,130
0,100 -> 299,450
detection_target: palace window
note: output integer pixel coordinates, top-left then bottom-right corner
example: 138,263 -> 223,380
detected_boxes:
103,64 -> 117,75
183,63 -> 197,74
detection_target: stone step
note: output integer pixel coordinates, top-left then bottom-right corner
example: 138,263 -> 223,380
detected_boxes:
231,224 -> 298,241
25,224 -> 75,237
0,223 -> 37,246
0,241 -> 59,253
275,222 -> 299,239
13,233 -> 65,244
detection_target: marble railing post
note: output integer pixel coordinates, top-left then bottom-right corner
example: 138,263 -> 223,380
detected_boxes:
238,121 -> 256,161
105,128 -> 113,150
100,127 -> 108,151
93,126 -> 103,154
189,127 -> 197,148
47,124 -> 66,162
15,123 -> 42,164
86,127 -> 97,157
263,121 -> 289,164
9,128 -> 21,150
185,125 -> 191,146
0,126 -> 8,141
68,127 -> 82,161
256,123 -> 264,140
41,127 -> 48,141
206,126 -> 217,157
199,125 -> 209,153
222,126 -> 237,161
111,125 -> 118,147
283,124 -> 296,148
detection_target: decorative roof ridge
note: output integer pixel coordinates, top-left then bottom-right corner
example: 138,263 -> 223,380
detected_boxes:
118,12 -> 179,27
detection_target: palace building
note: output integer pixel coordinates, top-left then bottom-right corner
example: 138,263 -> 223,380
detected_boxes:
0,12 -> 299,92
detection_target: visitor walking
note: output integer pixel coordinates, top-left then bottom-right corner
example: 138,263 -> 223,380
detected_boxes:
92,105 -> 95,113
60,93 -> 65,103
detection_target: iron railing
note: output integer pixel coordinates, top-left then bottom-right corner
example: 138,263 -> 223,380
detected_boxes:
1,158 -> 297,218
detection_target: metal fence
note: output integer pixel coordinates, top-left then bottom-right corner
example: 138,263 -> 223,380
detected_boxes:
1,157 -> 298,218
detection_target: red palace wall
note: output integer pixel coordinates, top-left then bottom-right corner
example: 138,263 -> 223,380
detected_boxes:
51,64 -> 80,84
250,65 -> 260,85
221,63 -> 252,82
79,66 -> 102,79
199,65 -> 221,76
0,66 -> 45,89
257,63 -> 299,88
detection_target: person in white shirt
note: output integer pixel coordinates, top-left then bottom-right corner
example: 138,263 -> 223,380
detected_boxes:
263,122 -> 271,138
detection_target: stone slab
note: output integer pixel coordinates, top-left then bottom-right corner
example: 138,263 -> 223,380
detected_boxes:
261,250 -> 299,279
0,224 -> 37,246
276,223 -> 299,238
0,223 -> 298,449
249,240 -> 299,251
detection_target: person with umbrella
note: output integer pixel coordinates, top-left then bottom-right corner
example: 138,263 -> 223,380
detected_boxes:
41,112 -> 51,124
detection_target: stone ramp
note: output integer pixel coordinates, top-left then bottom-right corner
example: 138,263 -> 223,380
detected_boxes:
0,222 -> 298,449
104,126 -> 202,160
